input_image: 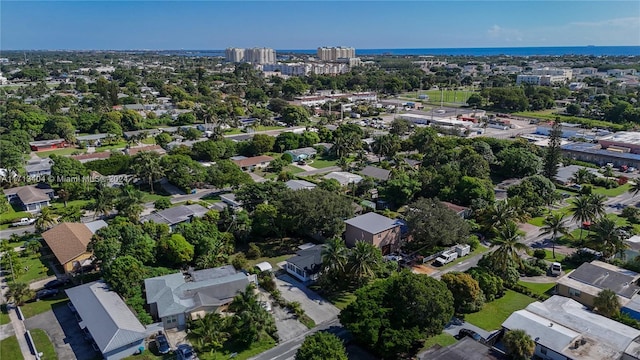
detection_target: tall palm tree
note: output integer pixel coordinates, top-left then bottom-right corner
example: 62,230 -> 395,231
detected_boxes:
348,241 -> 381,285
491,221 -> 529,273
571,168 -> 595,185
629,179 -> 640,198
132,151 -> 165,193
115,185 -> 144,222
6,282 -> 34,306
480,200 -> 517,234
588,193 -> 607,220
322,237 -> 348,274
586,218 -> 628,259
540,213 -> 572,258
570,195 -> 594,242
35,207 -> 58,232
187,312 -> 230,354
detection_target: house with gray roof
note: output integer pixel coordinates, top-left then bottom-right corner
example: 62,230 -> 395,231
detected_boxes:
556,260 -> 640,309
344,212 -> 401,255
25,158 -> 53,178
4,184 -> 55,212
66,281 -> 150,360
502,295 -> 640,360
141,204 -> 208,231
144,266 -> 256,329
285,244 -> 323,283
285,147 -> 317,162
358,165 -> 391,182
323,171 -> 362,186
285,179 -> 317,191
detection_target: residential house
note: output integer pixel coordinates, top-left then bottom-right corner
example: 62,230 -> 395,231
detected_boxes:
29,139 -> 67,152
125,145 -> 167,156
344,212 -> 401,255
71,151 -> 114,163
358,165 -> 391,182
220,193 -> 242,208
66,281 -> 151,360
232,155 -> 274,171
323,171 -> 363,186
141,204 -> 208,231
145,266 -> 256,329
124,129 -> 161,140
41,221 -> 107,273
285,179 -> 317,191
285,244 -> 323,283
284,147 -> 317,162
4,184 -> 55,212
441,201 -> 471,219
555,260 -> 640,309
25,158 -> 53,178
502,295 -> 640,360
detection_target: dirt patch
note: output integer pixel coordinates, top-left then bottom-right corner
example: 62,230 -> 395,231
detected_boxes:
412,265 -> 436,275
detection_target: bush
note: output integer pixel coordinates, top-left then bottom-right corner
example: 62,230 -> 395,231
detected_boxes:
232,253 -> 247,270
468,235 -> 481,251
533,249 -> 547,260
247,243 -> 262,259
154,198 -> 172,210
592,177 -> 619,189
258,272 -> 277,292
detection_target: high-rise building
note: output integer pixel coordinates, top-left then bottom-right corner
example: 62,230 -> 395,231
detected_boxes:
245,48 -> 276,64
317,46 -> 356,61
225,48 -> 245,63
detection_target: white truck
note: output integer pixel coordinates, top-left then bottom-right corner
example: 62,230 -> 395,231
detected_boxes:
11,218 -> 35,227
434,250 -> 458,266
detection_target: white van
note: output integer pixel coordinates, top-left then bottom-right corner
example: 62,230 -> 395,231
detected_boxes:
434,251 -> 458,266
550,262 -> 562,276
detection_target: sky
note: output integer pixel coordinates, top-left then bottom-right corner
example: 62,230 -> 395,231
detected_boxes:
1,1 -> 639,50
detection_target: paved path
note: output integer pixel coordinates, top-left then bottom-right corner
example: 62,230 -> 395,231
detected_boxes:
29,276 -> 57,291
0,226 -> 34,240
7,307 -> 36,360
0,322 -> 14,341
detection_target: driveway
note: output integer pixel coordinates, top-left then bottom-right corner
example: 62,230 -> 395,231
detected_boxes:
271,302 -> 308,342
275,275 -> 340,325
443,318 -> 493,340
24,303 -> 97,360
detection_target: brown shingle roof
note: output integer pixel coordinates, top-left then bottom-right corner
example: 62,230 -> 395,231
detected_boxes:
41,223 -> 94,265
232,155 -> 274,168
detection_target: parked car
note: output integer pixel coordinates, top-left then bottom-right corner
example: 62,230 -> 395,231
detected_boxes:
455,328 -> 483,342
155,332 -> 171,355
11,218 -> 35,227
36,289 -> 59,300
44,278 -> 70,289
433,250 -> 458,266
176,344 -> 197,360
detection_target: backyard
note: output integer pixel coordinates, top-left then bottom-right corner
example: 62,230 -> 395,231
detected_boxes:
464,290 -> 537,331
517,281 -> 556,297
12,252 -> 55,284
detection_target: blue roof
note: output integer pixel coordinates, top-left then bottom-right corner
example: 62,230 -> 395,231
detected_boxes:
562,143 -> 640,161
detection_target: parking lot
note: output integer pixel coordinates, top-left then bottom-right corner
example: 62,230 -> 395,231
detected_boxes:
24,302 -> 97,360
275,274 -> 340,325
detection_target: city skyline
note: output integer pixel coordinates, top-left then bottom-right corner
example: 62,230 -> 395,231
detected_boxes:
1,1 -> 639,50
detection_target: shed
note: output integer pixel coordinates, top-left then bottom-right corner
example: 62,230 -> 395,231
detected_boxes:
254,262 -> 273,273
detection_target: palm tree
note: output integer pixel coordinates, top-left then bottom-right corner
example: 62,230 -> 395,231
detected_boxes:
480,200 -> 518,234
586,218 -> 628,259
321,237 -> 348,274
132,151 -> 165,193
503,329 -> 535,360
593,289 -> 621,318
187,312 -> 230,354
35,207 -> 58,232
6,282 -> 34,306
629,178 -> 640,197
570,195 -> 594,242
24,239 -> 42,256
491,221 -> 529,273
571,168 -> 594,185
57,189 -> 70,208
348,241 -> 381,285
371,134 -> 398,163
540,213 -> 573,258
588,193 -> 607,220
115,185 -> 144,222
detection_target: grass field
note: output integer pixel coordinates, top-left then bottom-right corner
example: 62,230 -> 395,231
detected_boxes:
423,89 -> 476,105
0,205 -> 31,227
30,329 -> 58,360
13,253 -> 55,284
35,147 -> 85,158
512,111 -> 628,131
421,333 -> 457,351
517,281 -> 556,297
0,336 -> 23,360
141,193 -> 172,203
308,158 -> 338,169
592,183 -> 631,197
322,290 -> 357,310
464,290 -> 536,331
20,297 -> 69,319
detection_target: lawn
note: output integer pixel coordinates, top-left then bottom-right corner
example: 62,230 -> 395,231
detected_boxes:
517,281 -> 556,297
308,158 -> 337,169
245,254 -> 293,270
438,245 -> 489,270
512,111 -> 627,131
141,193 -> 172,203
540,249 -> 566,262
464,290 -> 536,331
20,297 -> 69,319
0,304 -> 10,325
424,89 -> 477,105
0,204 -> 31,224
35,147 -> 85,158
13,253 -> 55,284
50,199 -> 93,211
0,335 -> 23,360
94,141 -> 128,152
140,137 -> 156,145
527,207 -> 572,227
320,289 -> 356,310
201,338 -> 276,360
421,333 -> 457,351
593,183 -> 631,197
30,329 -> 58,360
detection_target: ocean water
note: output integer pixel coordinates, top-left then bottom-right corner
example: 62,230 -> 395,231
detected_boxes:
168,46 -> 640,57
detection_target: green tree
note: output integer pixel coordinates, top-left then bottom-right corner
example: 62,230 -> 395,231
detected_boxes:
540,213 -> 572,258
103,255 -> 145,298
491,221 -> 528,274
404,198 -> 470,252
24,239 -> 42,256
496,147 -> 541,178
158,234 -> 195,267
543,119 -> 562,180
382,172 -> 421,206
155,132 -> 172,148
187,312 -> 230,354
593,289 -> 621,318
250,134 -> 276,155
132,151 -> 164,193
295,332 -> 348,360
251,203 -> 279,238
348,241 -> 382,286
281,105 -> 309,126
6,282 -> 34,305
441,272 -> 485,313
466,268 -> 504,301
115,185 -> 144,222
586,218 -> 628,259
571,194 -> 593,242
228,285 -> 278,346
154,198 -> 172,210
629,179 -> 640,197
503,329 -> 535,360
372,134 -> 401,162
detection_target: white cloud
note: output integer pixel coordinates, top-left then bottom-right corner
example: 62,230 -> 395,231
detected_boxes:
487,24 -> 523,42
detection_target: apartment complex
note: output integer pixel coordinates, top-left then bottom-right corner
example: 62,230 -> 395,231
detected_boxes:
224,47 -> 276,64
317,46 -> 356,61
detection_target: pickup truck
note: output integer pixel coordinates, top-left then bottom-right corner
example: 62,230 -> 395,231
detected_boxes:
11,218 -> 35,227
434,250 -> 458,266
